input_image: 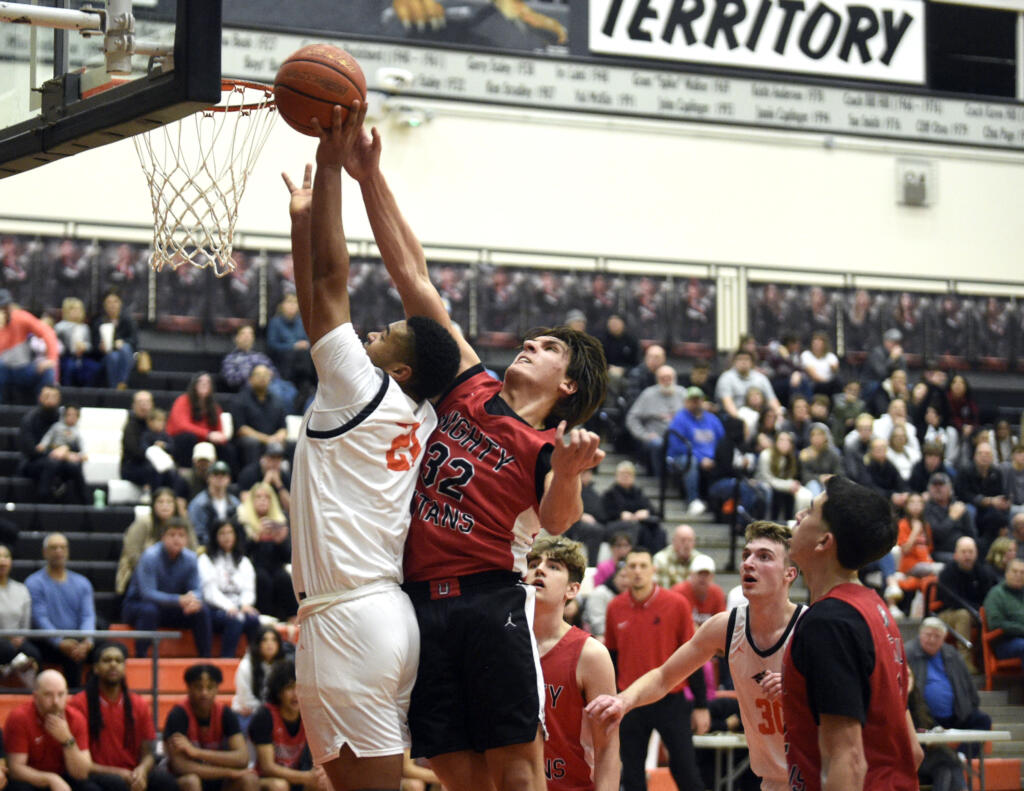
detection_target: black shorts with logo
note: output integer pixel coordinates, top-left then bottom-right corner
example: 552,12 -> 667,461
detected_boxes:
402,570 -> 543,758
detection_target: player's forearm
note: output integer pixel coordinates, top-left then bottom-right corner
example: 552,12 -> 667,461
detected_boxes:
169,755 -> 239,780
622,665 -> 675,712
311,164 -> 348,285
182,746 -> 248,769
538,472 -> 583,535
288,213 -> 314,335
592,739 -> 621,791
260,760 -> 314,786
822,753 -> 866,791
10,763 -> 57,787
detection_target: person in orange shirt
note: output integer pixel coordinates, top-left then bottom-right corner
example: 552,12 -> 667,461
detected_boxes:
0,289 -> 59,402
896,492 -> 943,614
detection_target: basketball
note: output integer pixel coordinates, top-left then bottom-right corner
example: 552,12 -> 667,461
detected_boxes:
273,44 -> 367,136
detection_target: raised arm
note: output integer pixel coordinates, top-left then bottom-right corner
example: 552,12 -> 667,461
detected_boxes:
345,125 -> 478,374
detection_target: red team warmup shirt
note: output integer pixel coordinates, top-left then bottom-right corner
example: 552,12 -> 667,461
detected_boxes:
671,581 -> 727,627
68,690 -> 154,769
252,704 -> 308,774
404,367 -> 554,581
604,586 -> 695,694
541,627 -> 593,791
782,583 -> 917,791
5,701 -> 89,773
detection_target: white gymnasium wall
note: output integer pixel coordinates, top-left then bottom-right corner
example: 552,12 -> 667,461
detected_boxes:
2,101 -> 1023,283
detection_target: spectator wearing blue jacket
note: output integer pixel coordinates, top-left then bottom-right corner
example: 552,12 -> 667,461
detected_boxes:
666,387 -> 725,514
266,293 -> 316,401
122,519 -> 212,658
25,532 -> 96,686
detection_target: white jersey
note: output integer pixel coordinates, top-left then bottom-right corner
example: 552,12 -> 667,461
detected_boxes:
726,603 -> 805,786
290,323 -> 436,601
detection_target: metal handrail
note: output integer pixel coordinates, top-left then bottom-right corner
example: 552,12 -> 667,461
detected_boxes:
0,629 -> 182,733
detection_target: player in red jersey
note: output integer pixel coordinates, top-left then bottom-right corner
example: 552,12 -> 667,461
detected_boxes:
344,124 -> 607,791
526,536 -> 619,791
783,476 -> 923,791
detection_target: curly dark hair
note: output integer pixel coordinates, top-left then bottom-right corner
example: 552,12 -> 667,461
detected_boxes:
184,663 -> 223,685
265,659 -> 297,705
822,475 -> 896,571
522,325 -> 608,429
400,316 -> 461,402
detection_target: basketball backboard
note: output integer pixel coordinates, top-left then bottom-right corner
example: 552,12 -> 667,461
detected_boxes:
0,0 -> 222,178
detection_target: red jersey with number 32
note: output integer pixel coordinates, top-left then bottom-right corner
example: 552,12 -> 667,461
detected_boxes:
541,627 -> 594,791
404,367 -> 554,582
782,583 -> 916,791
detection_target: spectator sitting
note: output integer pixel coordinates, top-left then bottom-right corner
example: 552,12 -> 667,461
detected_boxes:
871,367 -> 911,418
864,327 -> 906,393
670,554 -> 726,629
116,488 -> 197,596
198,520 -> 261,659
68,642 -> 178,791
248,660 -> 316,791
54,298 -> 100,387
18,386 -> 80,504
231,365 -> 289,470
232,627 -> 287,732
946,374 -> 979,438
187,462 -> 240,546
1000,443 -> 1024,518
5,670 -> 97,791
765,334 -> 807,407
623,344 -> 666,408
735,386 -> 767,446
92,288 -> 137,390
600,461 -> 665,552
34,404 -> 88,505
0,543 -> 39,687
830,380 -> 865,446
981,557 -> 1024,664
887,424 -> 921,484
138,408 -> 188,501
909,442 -> 952,494
162,664 -> 257,791
683,361 -> 716,405
895,493 -> 943,611
121,392 -> 160,498
625,365 -> 686,478
984,536 -> 1018,581
236,484 -> 295,624
652,523 -> 712,589
906,674 -> 965,791
593,532 -> 632,587
906,618 -> 991,759
167,373 -> 233,471
956,441 -> 1010,554
25,533 -> 95,687
800,331 -> 840,397
798,423 -> 841,498
756,432 -> 811,521
986,419 -> 1017,464
1012,513 -> 1024,561
862,436 -> 909,510
583,561 -> 629,643
936,537 -> 995,673
873,398 -> 920,452
807,393 -> 832,427
665,386 -> 724,515
266,294 -> 316,407
714,349 -> 781,422
924,473 -> 976,564
236,442 -> 291,515
597,314 -> 640,392
183,442 -> 216,500
0,289 -> 58,404
780,395 -> 813,450
921,405 -> 959,468
562,467 -> 605,567
221,325 -> 296,408
122,520 -> 212,659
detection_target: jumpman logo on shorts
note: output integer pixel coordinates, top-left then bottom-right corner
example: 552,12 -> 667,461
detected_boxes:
504,612 -> 516,630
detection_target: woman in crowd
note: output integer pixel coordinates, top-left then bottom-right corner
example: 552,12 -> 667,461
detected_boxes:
236,484 -> 295,622
920,404 -> 959,467
233,626 -> 287,732
0,543 -> 39,686
798,423 -> 841,498
54,297 -> 100,387
92,287 -> 138,389
116,487 -> 198,595
167,372 -> 232,470
756,431 -> 810,520
887,424 -> 921,483
199,519 -> 262,658
863,435 -> 910,510
736,386 -> 766,444
249,659 -> 317,791
266,293 -> 316,406
985,536 -> 1018,579
800,331 -> 840,397
947,374 -> 979,436
895,492 -> 942,614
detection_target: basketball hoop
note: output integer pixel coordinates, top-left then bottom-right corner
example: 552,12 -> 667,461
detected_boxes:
134,79 -> 276,277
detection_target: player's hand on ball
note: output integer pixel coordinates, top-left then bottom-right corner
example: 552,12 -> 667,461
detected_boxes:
313,101 -> 368,169
343,125 -> 383,184
551,422 -> 605,477
585,694 -> 626,733
281,164 -> 313,220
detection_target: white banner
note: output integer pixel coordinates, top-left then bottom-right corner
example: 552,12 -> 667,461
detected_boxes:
589,0 -> 926,84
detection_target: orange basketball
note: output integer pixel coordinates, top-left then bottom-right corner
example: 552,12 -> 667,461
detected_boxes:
273,44 -> 367,136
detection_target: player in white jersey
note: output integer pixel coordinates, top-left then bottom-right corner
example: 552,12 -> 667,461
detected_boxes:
281,102 -> 460,791
586,521 -> 804,791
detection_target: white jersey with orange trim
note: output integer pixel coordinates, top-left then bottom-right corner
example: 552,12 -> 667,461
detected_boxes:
725,603 -> 805,789
290,323 -> 436,603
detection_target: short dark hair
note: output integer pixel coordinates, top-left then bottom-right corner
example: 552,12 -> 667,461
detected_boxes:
184,663 -> 223,685
265,659 -> 296,705
626,547 -> 652,562
522,325 -> 608,428
401,316 -> 461,402
160,517 -> 190,538
733,349 -> 753,361
821,476 -> 896,571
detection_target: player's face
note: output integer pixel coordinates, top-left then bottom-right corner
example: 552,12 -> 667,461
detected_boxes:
365,321 -> 408,369
740,538 -> 794,598
791,493 -> 827,571
96,647 -> 126,685
505,335 -> 573,395
526,553 -> 577,608
187,676 -> 219,717
279,682 -> 300,712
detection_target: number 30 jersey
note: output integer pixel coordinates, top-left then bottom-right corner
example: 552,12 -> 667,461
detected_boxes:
726,603 -> 805,786
290,323 -> 437,600
404,365 -> 555,583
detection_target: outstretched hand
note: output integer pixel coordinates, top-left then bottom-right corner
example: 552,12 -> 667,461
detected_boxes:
344,124 -> 382,184
281,163 -> 313,219
550,421 -> 604,478
314,101 -> 368,169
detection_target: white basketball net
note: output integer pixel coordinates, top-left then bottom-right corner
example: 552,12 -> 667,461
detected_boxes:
134,80 -> 277,277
